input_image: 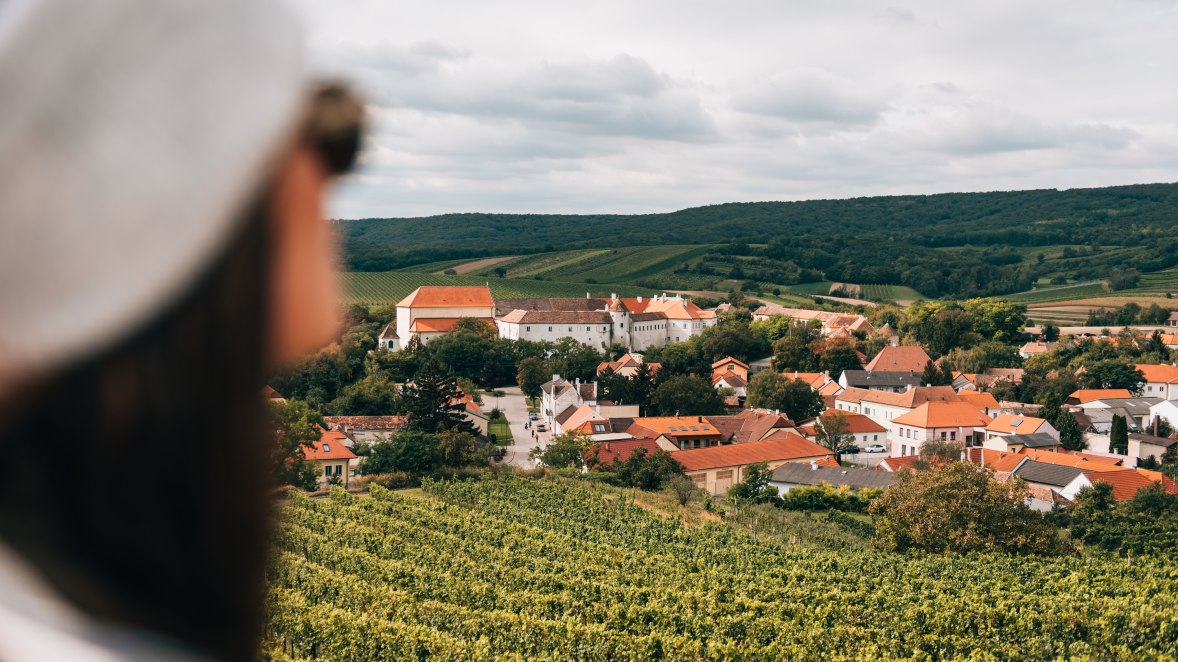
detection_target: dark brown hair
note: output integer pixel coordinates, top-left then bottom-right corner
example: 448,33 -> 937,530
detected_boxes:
0,196 -> 275,661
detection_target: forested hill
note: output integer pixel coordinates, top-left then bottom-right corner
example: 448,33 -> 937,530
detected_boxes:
340,182 -> 1178,298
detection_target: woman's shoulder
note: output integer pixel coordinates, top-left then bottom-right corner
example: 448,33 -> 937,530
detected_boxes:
0,542 -> 208,662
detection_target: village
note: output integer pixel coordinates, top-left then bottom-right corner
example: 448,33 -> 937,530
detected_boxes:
274,284 -> 1178,516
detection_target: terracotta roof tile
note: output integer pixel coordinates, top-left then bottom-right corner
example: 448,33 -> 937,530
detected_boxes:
397,286 -> 494,308
986,414 -> 1049,434
672,434 -> 833,472
1068,389 -> 1133,403
892,402 -> 991,428
864,345 -> 932,372
303,429 -> 357,461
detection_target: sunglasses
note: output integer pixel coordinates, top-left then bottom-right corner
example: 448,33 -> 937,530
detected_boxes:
302,82 -> 365,176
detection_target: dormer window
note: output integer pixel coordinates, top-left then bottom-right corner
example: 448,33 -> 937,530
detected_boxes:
322,443 -> 330,452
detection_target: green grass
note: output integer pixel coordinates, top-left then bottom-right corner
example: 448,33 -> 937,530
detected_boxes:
343,272 -> 654,307
784,281 -> 833,295
488,417 -> 512,446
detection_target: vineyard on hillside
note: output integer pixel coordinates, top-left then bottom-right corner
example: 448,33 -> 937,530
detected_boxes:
1004,281 -> 1109,304
264,477 -> 1178,660
343,272 -> 651,307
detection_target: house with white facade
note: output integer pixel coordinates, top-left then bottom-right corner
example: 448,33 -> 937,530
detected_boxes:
833,385 -> 960,436
387,286 -> 496,350
540,375 -> 597,428
496,294 -> 716,351
889,401 -> 991,457
984,414 -> 1059,443
1136,364 -> 1178,400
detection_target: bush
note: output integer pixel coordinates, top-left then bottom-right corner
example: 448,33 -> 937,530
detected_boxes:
869,463 -> 1070,556
779,484 -> 880,513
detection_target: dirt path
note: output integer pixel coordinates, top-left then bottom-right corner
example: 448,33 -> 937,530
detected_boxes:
440,256 -> 517,275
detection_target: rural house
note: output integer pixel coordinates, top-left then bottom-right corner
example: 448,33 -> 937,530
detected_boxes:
674,435 -> 836,496
389,286 -> 496,350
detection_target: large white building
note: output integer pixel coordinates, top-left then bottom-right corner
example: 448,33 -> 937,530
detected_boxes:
384,286 -> 496,350
495,293 -> 717,351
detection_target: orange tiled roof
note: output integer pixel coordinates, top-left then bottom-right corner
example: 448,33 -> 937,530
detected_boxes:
712,356 -> 749,370
409,317 -> 495,333
672,434 -> 833,472
397,286 -> 494,308
864,345 -> 932,372
1068,389 -> 1133,403
586,438 -> 663,466
1085,468 -> 1176,501
837,386 -> 960,409
956,390 -> 999,410
986,413 -> 1049,434
1018,448 -> 1123,470
303,429 -> 357,461
629,416 -> 722,438
1135,364 -> 1178,384
880,455 -> 922,472
892,402 -> 991,429
809,411 -> 887,434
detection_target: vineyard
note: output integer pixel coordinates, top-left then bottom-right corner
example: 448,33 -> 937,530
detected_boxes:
343,272 -> 651,307
1003,280 -> 1109,305
265,477 -> 1178,660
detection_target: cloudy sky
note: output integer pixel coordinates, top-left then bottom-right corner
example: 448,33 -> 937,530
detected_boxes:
289,0 -> 1178,219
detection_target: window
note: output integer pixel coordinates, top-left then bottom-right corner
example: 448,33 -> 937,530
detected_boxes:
548,326 -> 552,332
322,443 -> 330,452
324,466 -> 331,476
950,431 -> 956,441
526,326 -> 530,331
901,445 -> 907,455
873,435 -> 878,441
335,464 -> 343,475
940,431 -> 947,441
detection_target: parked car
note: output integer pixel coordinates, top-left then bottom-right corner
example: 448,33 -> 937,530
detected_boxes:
865,444 -> 887,453
529,413 -> 538,420
842,446 -> 862,455
535,423 -> 548,432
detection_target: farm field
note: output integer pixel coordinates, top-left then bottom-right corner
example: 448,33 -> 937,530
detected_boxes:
469,245 -> 716,284
265,477 -> 1178,660
343,272 -> 651,307
861,283 -> 925,303
1003,281 -> 1109,305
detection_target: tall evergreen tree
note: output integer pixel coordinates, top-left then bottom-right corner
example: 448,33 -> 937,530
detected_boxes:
1053,409 -> 1086,451
1110,414 -> 1129,455
403,360 -> 476,434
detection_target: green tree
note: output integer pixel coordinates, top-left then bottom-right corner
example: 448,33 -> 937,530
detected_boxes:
920,360 -> 954,386
327,373 -> 402,416
626,361 -> 657,414
362,431 -> 443,474
403,361 -> 475,434
653,374 -> 725,416
437,429 -> 479,467
452,316 -> 498,339
727,462 -> 778,505
745,372 -> 825,422
1082,360 -> 1145,394
531,432 -> 593,469
613,448 -> 683,490
516,356 -> 547,402
1054,409 -> 1086,451
814,410 -> 855,456
270,399 -> 323,491
821,342 -> 862,376
1110,414 -> 1129,454
962,298 -> 1027,343
869,462 -> 1068,555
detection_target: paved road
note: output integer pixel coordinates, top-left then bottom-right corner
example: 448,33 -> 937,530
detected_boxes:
491,386 -> 553,467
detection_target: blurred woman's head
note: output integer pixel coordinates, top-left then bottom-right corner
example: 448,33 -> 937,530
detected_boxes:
0,2 -> 363,660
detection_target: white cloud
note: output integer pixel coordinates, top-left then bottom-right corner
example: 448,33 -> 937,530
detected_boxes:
290,0 -> 1178,217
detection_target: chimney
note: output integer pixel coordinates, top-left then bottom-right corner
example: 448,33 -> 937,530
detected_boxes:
552,374 -> 560,382
611,292 -> 617,300
698,416 -> 703,423
810,460 -> 818,470
891,338 -> 898,347
637,296 -> 643,303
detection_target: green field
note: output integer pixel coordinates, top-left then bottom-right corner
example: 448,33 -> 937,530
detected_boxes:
343,272 -> 653,307
1120,267 -> 1178,297
266,477 -> 1178,660
1003,281 -> 1109,304
861,284 -> 925,302
392,258 -> 475,273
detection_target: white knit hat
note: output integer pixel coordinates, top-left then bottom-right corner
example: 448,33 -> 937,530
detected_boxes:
0,0 -> 306,392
